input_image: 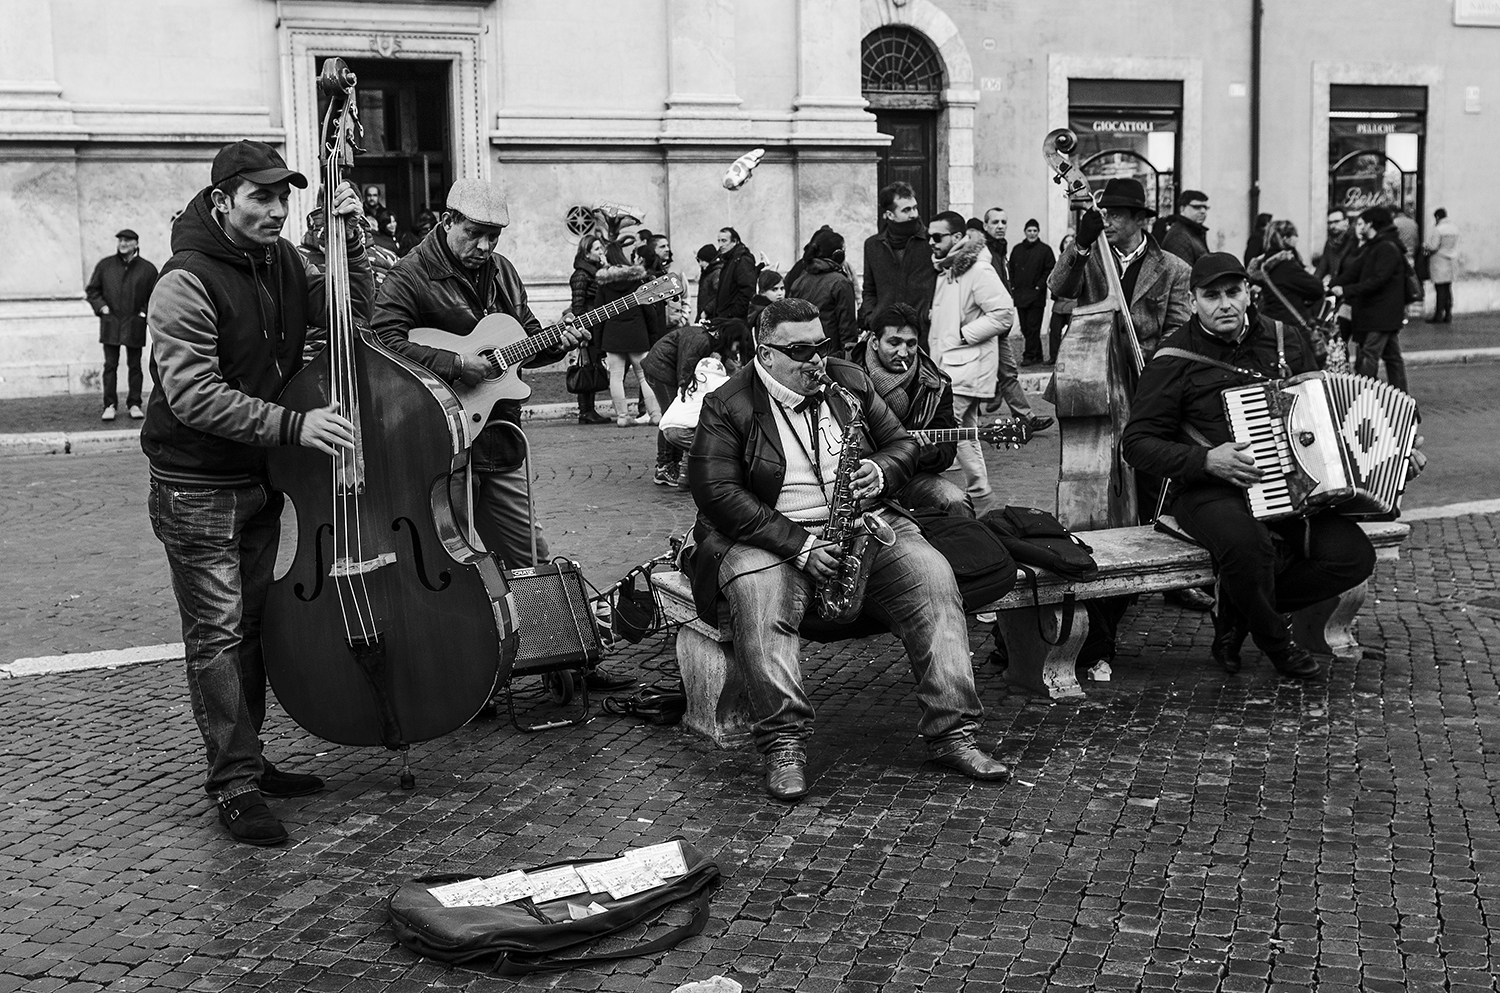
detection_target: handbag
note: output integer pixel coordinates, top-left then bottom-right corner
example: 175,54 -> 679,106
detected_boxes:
388,839 -> 720,975
910,507 -> 1018,611
1401,251 -> 1424,304
565,346 -> 608,395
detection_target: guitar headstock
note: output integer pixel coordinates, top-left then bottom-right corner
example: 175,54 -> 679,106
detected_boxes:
979,417 -> 1032,449
635,272 -> 686,305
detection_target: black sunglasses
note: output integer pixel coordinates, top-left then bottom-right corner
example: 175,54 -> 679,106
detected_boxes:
762,338 -> 837,362
927,231 -> 954,242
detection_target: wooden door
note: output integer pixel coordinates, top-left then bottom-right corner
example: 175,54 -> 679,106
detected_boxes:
874,110 -> 937,222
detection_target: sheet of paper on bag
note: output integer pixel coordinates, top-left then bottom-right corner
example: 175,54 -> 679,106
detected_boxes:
575,862 -> 614,894
473,870 -> 534,905
427,878 -> 492,907
526,865 -> 590,903
620,840 -> 688,879
597,862 -> 666,900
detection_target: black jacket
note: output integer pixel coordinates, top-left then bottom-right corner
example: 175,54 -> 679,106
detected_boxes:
86,252 -> 158,347
683,357 -> 918,621
1007,239 -> 1056,309
1121,309 -> 1318,514
371,227 -> 561,472
643,323 -> 718,392
1313,231 -> 1356,283
847,341 -> 957,476
714,243 -> 758,322
696,258 -> 722,322
789,258 -> 858,352
568,257 -> 599,315
1256,250 -> 1325,326
858,231 -> 936,333
986,237 -> 1011,293
1160,217 -> 1210,267
1334,227 -> 1406,334
142,188 -> 371,486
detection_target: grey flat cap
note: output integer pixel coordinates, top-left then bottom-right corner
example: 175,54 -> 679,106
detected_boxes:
445,178 -> 510,227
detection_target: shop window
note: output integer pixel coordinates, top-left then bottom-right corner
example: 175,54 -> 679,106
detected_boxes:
1067,79 -> 1183,216
1328,84 -> 1426,225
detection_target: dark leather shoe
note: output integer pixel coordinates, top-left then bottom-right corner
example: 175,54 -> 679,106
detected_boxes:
217,791 -> 288,847
1025,415 -> 1054,433
260,762 -> 324,798
765,744 -> 808,802
578,410 -> 611,425
1166,586 -> 1215,612
930,738 -> 1010,781
1211,610 -> 1247,675
585,665 -> 636,691
1268,642 -> 1320,680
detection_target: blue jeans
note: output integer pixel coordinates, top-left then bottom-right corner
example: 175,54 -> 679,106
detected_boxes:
474,468 -> 550,571
1354,328 -> 1408,393
717,514 -> 983,753
894,472 -> 974,517
148,480 -> 282,803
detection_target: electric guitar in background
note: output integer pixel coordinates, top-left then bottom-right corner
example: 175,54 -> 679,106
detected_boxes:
410,273 -> 684,444
910,418 -> 1033,449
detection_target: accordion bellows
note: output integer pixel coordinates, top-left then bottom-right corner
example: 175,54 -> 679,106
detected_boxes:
1223,372 -> 1419,521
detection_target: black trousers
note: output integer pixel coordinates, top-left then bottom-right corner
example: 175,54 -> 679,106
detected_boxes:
646,375 -> 679,467
1434,282 -> 1453,321
1016,302 -> 1046,361
1174,492 -> 1376,654
102,343 -> 143,408
1047,311 -> 1069,363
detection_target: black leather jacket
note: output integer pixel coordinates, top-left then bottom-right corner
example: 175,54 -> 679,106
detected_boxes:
371,227 -> 564,472
683,357 -> 919,620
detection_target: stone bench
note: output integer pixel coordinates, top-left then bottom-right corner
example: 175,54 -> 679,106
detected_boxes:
653,520 -> 1411,748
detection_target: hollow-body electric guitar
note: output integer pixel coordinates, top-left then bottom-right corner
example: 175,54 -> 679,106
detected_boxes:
410,273 -> 684,443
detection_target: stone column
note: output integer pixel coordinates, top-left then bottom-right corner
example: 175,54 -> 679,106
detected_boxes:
791,0 -> 871,138
662,0 -> 748,138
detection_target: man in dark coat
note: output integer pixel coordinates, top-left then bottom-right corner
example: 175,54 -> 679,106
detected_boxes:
85,228 -> 158,420
1332,206 -> 1409,392
979,208 -> 1011,293
684,297 -> 1007,801
858,182 -> 936,342
1121,253 -> 1411,681
713,227 -> 758,323
850,302 -> 969,515
1312,208 -> 1355,284
1007,219 -> 1056,365
1160,190 -> 1211,267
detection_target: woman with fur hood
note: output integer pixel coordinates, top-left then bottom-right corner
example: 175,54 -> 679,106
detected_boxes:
594,242 -> 665,426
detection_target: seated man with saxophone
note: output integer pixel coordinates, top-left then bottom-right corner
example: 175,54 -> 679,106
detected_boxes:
683,297 -> 1008,802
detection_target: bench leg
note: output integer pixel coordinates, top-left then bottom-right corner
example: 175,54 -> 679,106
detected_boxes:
676,626 -> 754,750
1291,580 -> 1367,661
995,601 -> 1089,701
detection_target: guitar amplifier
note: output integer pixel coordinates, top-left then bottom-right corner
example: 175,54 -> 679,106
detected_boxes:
503,560 -> 604,676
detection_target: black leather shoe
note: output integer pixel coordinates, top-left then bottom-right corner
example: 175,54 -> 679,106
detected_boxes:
1025,415 -> 1054,433
1211,610 -> 1247,675
584,665 -> 636,691
217,791 -> 288,847
765,743 -> 808,802
1166,587 -> 1215,612
260,762 -> 324,798
929,737 -> 1010,781
578,410 -> 611,425
1268,642 -> 1320,680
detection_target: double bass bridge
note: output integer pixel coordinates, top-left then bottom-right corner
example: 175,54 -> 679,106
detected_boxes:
330,551 -> 397,577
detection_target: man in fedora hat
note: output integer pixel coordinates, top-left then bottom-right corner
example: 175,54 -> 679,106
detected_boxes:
142,139 -> 371,846
1046,177 -> 1191,364
370,178 -> 636,690
86,227 -> 158,420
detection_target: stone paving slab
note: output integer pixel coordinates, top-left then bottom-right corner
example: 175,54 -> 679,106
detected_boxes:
1,514 -> 1499,992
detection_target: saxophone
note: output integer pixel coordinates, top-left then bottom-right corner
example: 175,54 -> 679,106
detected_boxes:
813,373 -> 897,623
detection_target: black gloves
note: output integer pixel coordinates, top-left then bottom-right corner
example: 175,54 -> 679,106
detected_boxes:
1075,209 -> 1105,251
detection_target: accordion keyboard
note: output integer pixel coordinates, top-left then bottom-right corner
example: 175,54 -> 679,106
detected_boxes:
1223,385 -> 1299,519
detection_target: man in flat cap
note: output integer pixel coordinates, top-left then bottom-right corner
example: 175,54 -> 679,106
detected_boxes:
85,228 -> 158,420
1122,252 -> 1423,682
142,139 -> 372,847
370,178 -> 634,689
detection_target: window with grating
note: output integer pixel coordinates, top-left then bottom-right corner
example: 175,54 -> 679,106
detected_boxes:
862,27 -> 944,96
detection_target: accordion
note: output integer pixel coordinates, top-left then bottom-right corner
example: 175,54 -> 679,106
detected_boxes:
1222,372 -> 1418,521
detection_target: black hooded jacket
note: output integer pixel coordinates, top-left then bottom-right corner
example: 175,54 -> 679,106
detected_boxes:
141,188 -> 372,486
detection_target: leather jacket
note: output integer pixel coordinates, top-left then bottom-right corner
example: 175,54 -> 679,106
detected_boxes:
682,357 -> 919,621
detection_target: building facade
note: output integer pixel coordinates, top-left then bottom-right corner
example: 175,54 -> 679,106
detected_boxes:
1,0 -> 1495,398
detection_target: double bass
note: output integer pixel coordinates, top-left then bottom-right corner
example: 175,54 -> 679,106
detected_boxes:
263,59 -> 514,788
1043,128 -> 1142,531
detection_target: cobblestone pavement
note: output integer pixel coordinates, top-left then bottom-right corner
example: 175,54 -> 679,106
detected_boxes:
3,365 -> 1500,992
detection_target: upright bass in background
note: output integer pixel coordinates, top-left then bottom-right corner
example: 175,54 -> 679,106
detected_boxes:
1042,128 -> 1142,531
263,59 -> 515,788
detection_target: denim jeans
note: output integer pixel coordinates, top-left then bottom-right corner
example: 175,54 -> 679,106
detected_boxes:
1354,328 -> 1408,393
717,514 -> 983,753
950,395 -> 993,501
894,472 -> 974,517
148,480 -> 282,803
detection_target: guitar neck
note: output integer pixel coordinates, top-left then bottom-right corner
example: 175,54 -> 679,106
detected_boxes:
911,428 -> 978,444
498,294 -> 646,367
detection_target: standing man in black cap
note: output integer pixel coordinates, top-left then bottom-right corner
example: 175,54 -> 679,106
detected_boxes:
1122,252 -> 1423,680
1046,177 -> 1192,365
85,228 -> 158,421
143,140 -> 371,846
1159,190 -> 1211,267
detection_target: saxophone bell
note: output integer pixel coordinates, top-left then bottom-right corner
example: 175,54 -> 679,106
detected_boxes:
861,511 -> 896,548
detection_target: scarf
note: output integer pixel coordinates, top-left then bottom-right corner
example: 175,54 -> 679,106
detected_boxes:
884,218 -> 923,251
933,236 -> 983,280
863,345 -> 917,421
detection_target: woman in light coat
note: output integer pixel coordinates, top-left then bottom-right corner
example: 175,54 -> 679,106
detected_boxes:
1425,208 -> 1460,324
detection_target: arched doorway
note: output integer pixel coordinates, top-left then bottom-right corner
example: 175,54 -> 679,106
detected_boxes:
861,26 -> 943,222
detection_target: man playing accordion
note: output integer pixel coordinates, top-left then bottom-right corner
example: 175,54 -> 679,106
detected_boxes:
1121,253 -> 1424,680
